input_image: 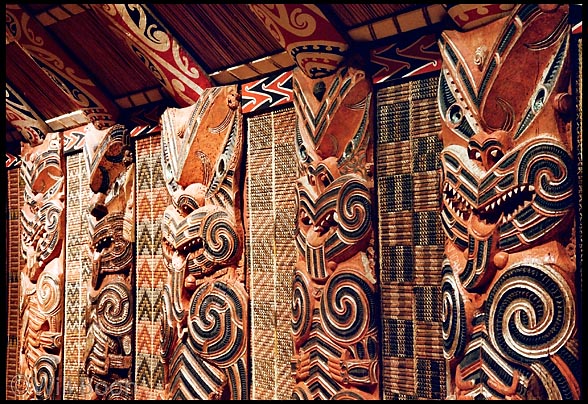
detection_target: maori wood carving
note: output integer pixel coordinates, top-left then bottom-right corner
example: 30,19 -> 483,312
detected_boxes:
438,4 -> 580,399
159,85 -> 249,400
19,132 -> 65,400
83,124 -> 135,399
291,62 -> 379,400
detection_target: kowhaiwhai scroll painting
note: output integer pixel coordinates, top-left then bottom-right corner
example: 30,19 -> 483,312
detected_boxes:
438,4 -> 580,399
159,85 -> 249,399
291,62 -> 380,400
19,132 -> 66,400
83,124 -> 135,399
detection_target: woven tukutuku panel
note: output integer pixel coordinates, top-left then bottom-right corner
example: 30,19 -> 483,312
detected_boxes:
5,169 -> 23,400
376,75 -> 446,399
62,151 -> 93,399
134,134 -> 169,399
245,106 -> 298,400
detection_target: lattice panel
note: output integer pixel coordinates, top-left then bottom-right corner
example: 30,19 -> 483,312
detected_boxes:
62,152 -> 92,399
5,169 -> 23,400
134,134 -> 169,399
376,75 -> 446,399
245,106 -> 297,400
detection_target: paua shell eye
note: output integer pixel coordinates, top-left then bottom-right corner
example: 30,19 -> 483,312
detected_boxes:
299,144 -> 308,162
447,104 -> 463,126
532,87 -> 547,113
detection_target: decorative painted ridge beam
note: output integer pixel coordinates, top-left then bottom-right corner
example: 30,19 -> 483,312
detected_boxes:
5,4 -> 119,129
6,82 -> 52,146
91,4 -> 213,107
248,4 -> 349,78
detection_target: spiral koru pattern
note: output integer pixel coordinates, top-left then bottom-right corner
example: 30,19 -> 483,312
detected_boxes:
319,268 -> 376,344
33,355 -> 59,400
188,280 -> 246,367
37,202 -> 62,263
336,178 -> 371,244
486,263 -> 575,363
159,286 -> 173,359
95,282 -> 133,337
292,381 -> 313,400
441,260 -> 467,360
202,211 -> 239,264
291,269 -> 312,341
36,271 -> 61,316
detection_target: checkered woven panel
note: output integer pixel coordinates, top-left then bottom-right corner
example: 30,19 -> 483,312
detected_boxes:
5,169 -> 23,400
245,106 -> 298,400
376,75 -> 446,400
63,151 -> 92,399
134,134 -> 169,399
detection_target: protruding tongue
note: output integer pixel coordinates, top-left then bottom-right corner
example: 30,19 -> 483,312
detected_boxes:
469,211 -> 498,239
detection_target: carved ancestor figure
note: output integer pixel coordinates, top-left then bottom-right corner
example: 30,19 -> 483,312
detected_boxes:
159,85 -> 249,400
83,124 -> 135,399
438,4 -> 580,399
19,132 -> 65,400
290,62 -> 380,400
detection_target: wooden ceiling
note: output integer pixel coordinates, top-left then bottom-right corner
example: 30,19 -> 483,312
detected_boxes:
5,3 -> 445,155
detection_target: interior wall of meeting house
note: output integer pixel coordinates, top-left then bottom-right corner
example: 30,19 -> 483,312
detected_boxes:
2,3 -> 584,401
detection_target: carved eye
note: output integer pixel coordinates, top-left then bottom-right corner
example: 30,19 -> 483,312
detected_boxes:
165,162 -> 173,182
299,144 -> 308,162
447,104 -> 463,126
343,141 -> 353,160
532,87 -> 547,113
217,157 -> 226,175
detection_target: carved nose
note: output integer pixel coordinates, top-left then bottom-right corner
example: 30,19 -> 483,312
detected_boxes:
467,130 -> 511,170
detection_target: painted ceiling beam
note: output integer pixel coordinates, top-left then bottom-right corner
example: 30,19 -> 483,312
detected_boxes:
5,4 -> 119,130
248,4 -> 350,79
5,82 -> 52,146
90,4 -> 213,107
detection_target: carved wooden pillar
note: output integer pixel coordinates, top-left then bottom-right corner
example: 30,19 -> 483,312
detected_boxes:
83,124 -> 135,399
19,132 -> 66,399
290,62 -> 379,400
159,85 -> 248,399
438,4 -> 580,399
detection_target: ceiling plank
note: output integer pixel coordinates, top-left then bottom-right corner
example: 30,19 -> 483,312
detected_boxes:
90,4 -> 213,107
5,82 -> 53,146
5,4 -> 119,129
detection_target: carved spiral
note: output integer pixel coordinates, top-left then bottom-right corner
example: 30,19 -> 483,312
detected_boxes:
292,381 -> 313,400
159,286 -> 173,360
38,202 -> 62,263
336,179 -> 371,244
291,269 -> 312,341
487,263 -> 575,363
188,281 -> 247,367
32,355 -> 59,400
202,211 -> 239,264
36,271 -> 61,316
320,268 -> 375,344
518,142 -> 573,213
95,282 -> 133,336
441,260 -> 467,360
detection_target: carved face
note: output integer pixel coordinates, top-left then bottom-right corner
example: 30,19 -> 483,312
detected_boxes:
20,135 -> 64,281
438,4 -> 573,289
293,66 -> 373,281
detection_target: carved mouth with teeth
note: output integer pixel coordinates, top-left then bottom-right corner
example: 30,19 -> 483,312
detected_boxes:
443,182 -> 535,227
300,210 -> 339,236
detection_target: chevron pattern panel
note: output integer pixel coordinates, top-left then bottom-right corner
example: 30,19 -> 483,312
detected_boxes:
245,106 -> 298,400
376,75 -> 446,399
63,151 -> 92,399
134,134 -> 169,399
5,169 -> 23,400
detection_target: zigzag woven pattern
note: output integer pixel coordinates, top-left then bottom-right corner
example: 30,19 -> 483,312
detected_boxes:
5,169 -> 23,400
134,134 -> 170,399
245,107 -> 298,400
63,152 -> 92,399
376,75 -> 446,399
